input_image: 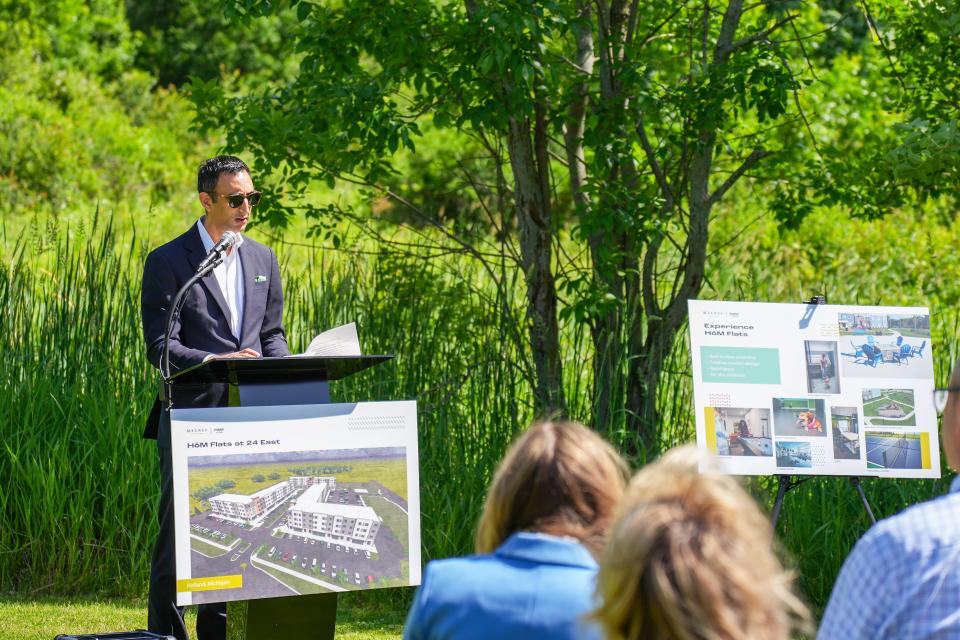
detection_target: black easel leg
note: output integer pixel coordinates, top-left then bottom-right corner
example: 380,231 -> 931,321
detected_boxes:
771,475 -> 792,529
849,476 -> 877,524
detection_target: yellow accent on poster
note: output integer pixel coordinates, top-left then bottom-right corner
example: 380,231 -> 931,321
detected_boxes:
177,575 -> 242,592
704,407 -> 717,453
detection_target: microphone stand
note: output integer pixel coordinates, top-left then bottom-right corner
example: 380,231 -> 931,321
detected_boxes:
159,257 -> 223,411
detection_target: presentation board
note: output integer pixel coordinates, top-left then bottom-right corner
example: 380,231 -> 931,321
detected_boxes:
170,400 -> 420,606
688,300 -> 939,478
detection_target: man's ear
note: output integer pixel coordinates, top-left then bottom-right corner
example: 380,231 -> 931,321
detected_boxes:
199,191 -> 213,213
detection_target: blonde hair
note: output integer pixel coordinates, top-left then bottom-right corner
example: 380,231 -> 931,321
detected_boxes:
593,445 -> 811,640
475,420 -> 630,557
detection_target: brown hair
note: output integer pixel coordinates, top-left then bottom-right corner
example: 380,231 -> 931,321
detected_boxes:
593,445 -> 812,640
474,420 -> 630,557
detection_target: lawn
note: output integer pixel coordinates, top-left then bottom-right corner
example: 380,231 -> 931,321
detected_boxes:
0,596 -> 405,640
187,458 -> 408,513
365,496 -> 410,552
863,391 -> 916,416
191,537 -> 230,557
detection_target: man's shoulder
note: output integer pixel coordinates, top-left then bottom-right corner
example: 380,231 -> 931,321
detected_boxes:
146,226 -> 198,261
866,490 -> 960,551
238,234 -> 275,256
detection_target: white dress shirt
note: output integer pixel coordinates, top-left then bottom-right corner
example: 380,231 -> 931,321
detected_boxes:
196,218 -> 245,340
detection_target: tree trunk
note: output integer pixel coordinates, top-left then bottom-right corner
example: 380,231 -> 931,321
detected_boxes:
588,0 -> 632,434
623,0 -> 750,453
506,114 -> 566,413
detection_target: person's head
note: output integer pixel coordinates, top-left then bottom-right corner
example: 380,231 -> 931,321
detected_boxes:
197,155 -> 259,241
475,419 -> 629,557
593,445 -> 810,640
940,359 -> 960,472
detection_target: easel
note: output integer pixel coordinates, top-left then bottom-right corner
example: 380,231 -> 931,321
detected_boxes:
770,474 -> 877,529
770,295 -> 878,530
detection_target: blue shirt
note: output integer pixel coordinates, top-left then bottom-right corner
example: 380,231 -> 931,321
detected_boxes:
404,532 -> 601,640
818,476 -> 960,639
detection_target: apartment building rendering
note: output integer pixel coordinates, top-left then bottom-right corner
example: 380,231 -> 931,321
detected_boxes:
287,484 -> 383,547
209,476 -> 335,522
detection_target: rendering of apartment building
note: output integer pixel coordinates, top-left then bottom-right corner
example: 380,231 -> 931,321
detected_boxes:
210,480 -> 294,520
287,484 -> 382,546
289,475 -> 337,490
209,475 -> 337,522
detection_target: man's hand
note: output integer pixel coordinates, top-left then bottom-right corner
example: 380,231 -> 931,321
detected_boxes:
214,348 -> 261,359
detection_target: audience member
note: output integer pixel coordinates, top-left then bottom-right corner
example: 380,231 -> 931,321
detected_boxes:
818,359 -> 960,639
593,445 -> 811,640
403,419 -> 630,640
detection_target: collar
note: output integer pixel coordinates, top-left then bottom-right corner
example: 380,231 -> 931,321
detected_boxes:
494,531 -> 597,569
951,475 -> 960,494
196,217 -> 245,253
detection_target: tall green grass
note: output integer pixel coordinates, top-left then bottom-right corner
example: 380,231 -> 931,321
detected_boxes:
0,213 -> 956,615
0,217 -> 157,594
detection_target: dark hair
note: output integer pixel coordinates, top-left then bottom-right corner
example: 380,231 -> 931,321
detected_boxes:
197,156 -> 251,194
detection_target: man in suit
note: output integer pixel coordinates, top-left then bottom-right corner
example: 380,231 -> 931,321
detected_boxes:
141,155 -> 290,640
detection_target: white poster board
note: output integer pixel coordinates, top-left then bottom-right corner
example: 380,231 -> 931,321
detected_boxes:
170,400 -> 420,605
688,300 -> 939,478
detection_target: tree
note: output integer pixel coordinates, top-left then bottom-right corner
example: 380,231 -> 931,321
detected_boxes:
860,1 -> 960,204
251,474 -> 265,483
193,0 -> 887,454
125,0 -> 301,87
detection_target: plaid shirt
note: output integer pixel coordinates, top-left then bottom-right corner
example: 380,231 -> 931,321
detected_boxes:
818,476 -> 960,639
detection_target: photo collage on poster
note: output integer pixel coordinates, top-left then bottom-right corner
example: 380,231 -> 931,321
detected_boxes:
689,301 -> 939,478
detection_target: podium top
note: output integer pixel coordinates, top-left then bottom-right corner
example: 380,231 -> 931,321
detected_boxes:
169,354 -> 394,385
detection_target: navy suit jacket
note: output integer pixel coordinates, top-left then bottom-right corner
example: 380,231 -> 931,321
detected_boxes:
403,532 -> 602,640
140,224 -> 290,441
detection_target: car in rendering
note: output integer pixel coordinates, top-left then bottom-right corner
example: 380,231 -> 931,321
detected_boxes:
282,553 -> 290,562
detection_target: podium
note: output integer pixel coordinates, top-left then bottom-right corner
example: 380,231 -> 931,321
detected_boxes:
167,354 -> 394,640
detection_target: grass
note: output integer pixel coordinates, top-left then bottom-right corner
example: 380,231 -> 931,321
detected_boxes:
862,390 -> 915,413
191,537 -> 231,557
0,596 -> 404,640
188,458 -> 408,512
365,496 -> 410,552
2,215 -> 959,621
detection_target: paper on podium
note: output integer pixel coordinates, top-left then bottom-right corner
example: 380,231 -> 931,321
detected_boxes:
293,322 -> 362,357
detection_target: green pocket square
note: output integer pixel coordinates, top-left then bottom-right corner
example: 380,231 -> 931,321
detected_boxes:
254,275 -> 267,283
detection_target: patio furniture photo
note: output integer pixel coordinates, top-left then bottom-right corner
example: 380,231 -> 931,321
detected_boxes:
860,343 -> 882,367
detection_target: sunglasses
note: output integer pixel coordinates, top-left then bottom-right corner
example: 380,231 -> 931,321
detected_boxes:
933,388 -> 960,414
210,190 -> 262,208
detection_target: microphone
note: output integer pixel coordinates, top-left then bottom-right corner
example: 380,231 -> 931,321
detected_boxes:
196,230 -> 239,274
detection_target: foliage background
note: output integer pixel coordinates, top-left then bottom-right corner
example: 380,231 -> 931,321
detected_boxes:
2,0 -> 959,626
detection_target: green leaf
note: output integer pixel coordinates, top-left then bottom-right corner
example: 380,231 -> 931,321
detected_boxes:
297,1 -> 312,22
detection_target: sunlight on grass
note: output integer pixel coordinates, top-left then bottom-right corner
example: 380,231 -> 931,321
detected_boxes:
0,596 -> 405,640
